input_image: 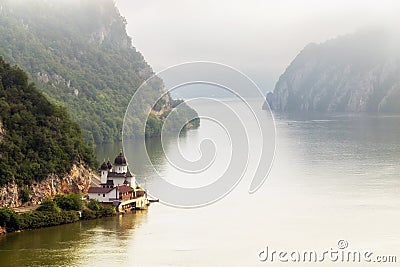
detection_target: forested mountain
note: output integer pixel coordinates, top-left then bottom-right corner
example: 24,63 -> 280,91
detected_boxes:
265,30 -> 400,112
0,57 -> 95,187
0,0 -> 198,144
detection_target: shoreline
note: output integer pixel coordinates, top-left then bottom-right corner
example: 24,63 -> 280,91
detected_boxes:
0,206 -> 143,236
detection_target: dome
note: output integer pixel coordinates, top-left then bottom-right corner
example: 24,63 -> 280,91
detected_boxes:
114,151 -> 127,166
107,160 -> 112,170
100,161 -> 108,170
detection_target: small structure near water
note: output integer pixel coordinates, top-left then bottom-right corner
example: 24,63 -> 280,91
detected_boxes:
88,151 -> 149,211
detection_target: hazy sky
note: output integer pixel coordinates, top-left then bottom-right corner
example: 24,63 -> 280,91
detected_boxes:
115,0 -> 400,92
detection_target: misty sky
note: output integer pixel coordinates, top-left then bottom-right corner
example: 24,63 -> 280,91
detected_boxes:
115,0 -> 400,92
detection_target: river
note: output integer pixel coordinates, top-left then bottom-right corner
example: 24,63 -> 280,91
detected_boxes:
1,98 -> 400,266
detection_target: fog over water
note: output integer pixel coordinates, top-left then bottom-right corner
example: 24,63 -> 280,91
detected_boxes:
1,99 -> 400,266
115,0 -> 400,92
1,1 -> 399,266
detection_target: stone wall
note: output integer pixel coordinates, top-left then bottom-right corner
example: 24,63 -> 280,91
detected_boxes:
0,164 -> 98,207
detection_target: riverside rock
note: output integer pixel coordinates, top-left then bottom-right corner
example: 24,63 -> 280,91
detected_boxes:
0,164 -> 97,207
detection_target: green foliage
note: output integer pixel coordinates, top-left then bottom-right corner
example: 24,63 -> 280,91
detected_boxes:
83,197 -> 116,219
0,207 -> 13,227
19,187 -> 31,203
153,98 -> 166,112
87,199 -> 101,211
0,207 -> 80,232
0,192 -> 119,233
101,206 -> 116,217
145,114 -> 163,139
0,208 -> 80,231
0,207 -> 19,231
54,194 -> 83,211
81,209 -> 99,220
36,198 -> 60,213
144,99 -> 200,138
0,0 -> 199,144
82,204 -> 116,220
19,210 -> 79,230
0,57 -> 95,186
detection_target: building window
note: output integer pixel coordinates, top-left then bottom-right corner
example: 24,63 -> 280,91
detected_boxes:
103,194 -> 105,197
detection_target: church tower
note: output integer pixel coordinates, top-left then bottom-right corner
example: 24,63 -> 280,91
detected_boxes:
100,161 -> 109,184
114,150 -> 128,174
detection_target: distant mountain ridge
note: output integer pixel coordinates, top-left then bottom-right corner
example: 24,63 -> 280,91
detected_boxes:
0,0 -> 198,144
265,30 -> 400,112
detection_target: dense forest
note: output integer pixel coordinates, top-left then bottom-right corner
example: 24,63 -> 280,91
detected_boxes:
0,57 -> 95,187
0,0 -> 198,144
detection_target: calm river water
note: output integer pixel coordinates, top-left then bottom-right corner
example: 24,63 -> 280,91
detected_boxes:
1,98 -> 400,266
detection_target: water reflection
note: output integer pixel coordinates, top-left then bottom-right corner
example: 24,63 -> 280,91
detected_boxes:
2,104 -> 400,266
124,136 -> 167,174
0,211 -> 148,267
96,136 -> 169,184
95,142 -> 121,163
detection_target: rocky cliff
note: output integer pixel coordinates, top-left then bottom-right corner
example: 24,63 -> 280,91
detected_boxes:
0,120 -> 4,142
265,30 -> 400,112
0,0 -> 198,144
0,55 -> 96,206
0,164 -> 97,207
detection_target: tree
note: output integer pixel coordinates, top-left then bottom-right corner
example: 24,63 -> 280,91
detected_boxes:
54,194 -> 83,211
87,199 -> 101,211
0,57 -> 96,187
0,0 -> 199,144
36,198 -> 60,213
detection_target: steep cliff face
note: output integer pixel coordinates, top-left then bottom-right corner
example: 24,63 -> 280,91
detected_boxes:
0,55 -> 95,201
265,30 -> 400,112
0,164 -> 97,207
0,0 -> 198,144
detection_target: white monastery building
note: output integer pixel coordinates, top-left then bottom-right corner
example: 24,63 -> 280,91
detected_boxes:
88,151 -> 148,210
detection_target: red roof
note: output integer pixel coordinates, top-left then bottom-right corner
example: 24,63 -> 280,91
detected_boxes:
116,185 -> 133,194
88,187 -> 114,194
